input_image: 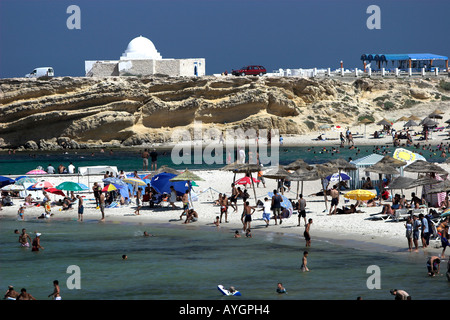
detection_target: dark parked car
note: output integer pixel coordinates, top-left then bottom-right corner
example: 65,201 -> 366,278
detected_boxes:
232,65 -> 267,76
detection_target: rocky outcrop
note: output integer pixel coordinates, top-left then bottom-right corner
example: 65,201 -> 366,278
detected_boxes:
0,75 -> 449,150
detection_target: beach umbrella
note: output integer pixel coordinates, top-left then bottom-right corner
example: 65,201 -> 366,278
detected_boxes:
45,188 -> 66,197
77,183 -> 89,190
428,112 -> 443,119
365,163 -> 399,175
408,115 -> 421,121
260,166 -> 290,195
359,118 -> 374,138
289,169 -> 320,198
151,172 -> 191,196
403,160 -> 448,175
426,180 -> 450,194
268,192 -> 293,218
440,208 -> 450,218
0,176 -> 15,188
103,177 -> 127,186
283,159 -> 313,171
403,120 -> 418,128
30,181 -> 54,190
55,181 -> 85,192
1,184 -> 25,191
170,170 -> 204,209
15,177 -> 37,185
122,177 -> 146,186
344,189 -> 376,201
232,164 -> 262,205
26,169 -> 47,175
284,159 -> 314,198
396,116 -> 410,122
377,118 -> 393,127
326,172 -> 351,182
102,184 -> 118,192
143,166 -> 181,179
234,176 -> 260,185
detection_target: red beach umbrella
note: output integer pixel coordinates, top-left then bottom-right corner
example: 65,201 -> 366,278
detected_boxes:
45,188 -> 66,197
235,176 -> 260,185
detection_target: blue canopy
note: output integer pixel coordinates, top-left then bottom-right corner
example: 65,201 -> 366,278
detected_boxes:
361,53 -> 448,62
151,172 -> 191,196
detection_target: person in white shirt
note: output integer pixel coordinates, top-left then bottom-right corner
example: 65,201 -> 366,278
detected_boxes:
68,163 -> 75,174
260,197 -> 272,227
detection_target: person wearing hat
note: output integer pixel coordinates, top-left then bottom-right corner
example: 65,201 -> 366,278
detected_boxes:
4,285 -> 19,300
31,233 -> 44,252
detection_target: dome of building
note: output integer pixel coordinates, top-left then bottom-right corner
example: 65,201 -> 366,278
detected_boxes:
121,36 -> 162,60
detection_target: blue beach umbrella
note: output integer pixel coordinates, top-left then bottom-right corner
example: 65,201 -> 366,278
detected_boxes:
151,172 -> 191,196
268,192 -> 293,218
0,176 -> 14,188
326,172 -> 351,182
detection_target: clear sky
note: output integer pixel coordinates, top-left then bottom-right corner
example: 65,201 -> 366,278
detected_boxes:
0,0 -> 449,78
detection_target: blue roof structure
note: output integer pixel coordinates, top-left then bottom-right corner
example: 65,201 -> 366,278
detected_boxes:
361,53 -> 448,62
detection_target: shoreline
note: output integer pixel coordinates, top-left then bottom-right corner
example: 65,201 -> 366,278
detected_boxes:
1,170 -> 445,257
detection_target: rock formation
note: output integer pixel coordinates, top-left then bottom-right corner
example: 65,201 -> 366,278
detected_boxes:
0,75 -> 449,150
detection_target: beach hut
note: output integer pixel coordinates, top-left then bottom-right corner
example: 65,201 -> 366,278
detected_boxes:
349,154 -> 384,189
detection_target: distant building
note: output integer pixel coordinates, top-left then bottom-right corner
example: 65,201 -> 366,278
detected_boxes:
85,36 -> 205,77
360,53 -> 448,71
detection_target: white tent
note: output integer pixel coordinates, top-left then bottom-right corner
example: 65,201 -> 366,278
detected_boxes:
78,166 -> 118,176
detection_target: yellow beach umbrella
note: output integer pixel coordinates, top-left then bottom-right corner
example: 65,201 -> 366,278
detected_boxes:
344,189 -> 376,201
393,148 -> 416,164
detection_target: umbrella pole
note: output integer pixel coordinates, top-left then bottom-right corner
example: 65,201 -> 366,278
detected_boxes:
296,181 -> 300,200
250,172 -> 258,206
322,177 -> 328,211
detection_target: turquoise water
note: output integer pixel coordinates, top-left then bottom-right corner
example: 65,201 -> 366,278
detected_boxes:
0,144 -> 446,175
1,215 -> 449,300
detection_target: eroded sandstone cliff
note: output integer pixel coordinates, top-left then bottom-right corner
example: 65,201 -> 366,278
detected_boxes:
0,75 -> 449,150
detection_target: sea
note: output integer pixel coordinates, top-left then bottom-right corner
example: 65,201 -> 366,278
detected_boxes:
1,145 -> 449,302
1,216 -> 449,301
0,144 -> 447,176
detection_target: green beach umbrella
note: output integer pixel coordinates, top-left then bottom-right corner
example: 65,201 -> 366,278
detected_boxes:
15,177 -> 37,185
56,181 -> 85,192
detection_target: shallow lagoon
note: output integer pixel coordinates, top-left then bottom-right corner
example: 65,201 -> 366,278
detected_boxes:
1,215 -> 448,300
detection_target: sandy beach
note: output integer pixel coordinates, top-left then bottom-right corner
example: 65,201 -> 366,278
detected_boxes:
1,162 -> 448,256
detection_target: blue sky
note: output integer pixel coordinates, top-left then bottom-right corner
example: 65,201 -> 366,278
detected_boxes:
0,0 -> 449,78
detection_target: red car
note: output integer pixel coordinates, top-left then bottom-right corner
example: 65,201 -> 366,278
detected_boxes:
232,65 -> 266,76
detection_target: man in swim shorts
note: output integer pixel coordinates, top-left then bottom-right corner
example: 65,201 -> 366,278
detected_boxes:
329,185 -> 339,215
180,191 -> 189,220
220,194 -> 228,223
19,228 -> 31,248
48,280 -> 61,300
76,195 -> 84,222
304,218 -> 313,247
426,256 -> 440,277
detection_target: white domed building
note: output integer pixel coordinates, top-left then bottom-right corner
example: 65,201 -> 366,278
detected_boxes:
85,36 -> 205,77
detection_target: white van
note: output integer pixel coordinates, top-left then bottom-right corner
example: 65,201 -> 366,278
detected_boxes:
25,67 -> 54,78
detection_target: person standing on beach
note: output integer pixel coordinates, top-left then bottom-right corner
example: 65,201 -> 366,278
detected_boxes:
271,190 -> 283,225
220,194 -> 228,223
230,183 -> 238,212
412,215 -> 420,252
93,182 -> 101,208
297,194 -> 307,227
180,191 -> 189,220
19,228 -> 31,248
405,216 -> 413,252
141,149 -> 149,171
261,197 -> 271,227
329,185 -> 339,215
150,149 -> 158,171
169,186 -> 178,209
99,192 -> 105,221
242,201 -> 255,232
135,187 -> 142,215
304,218 -> 313,247
48,280 -> 61,300
76,195 -> 84,222
419,213 -> 429,248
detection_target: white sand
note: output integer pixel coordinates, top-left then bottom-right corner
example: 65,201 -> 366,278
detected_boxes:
1,166 -> 446,255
